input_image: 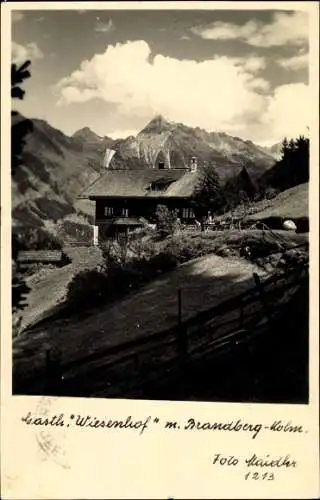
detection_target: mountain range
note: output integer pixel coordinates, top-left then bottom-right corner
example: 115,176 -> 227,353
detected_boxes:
12,114 -> 280,242
100,115 -> 278,175
256,141 -> 282,160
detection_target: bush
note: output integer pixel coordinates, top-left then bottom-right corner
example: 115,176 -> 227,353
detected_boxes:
264,187 -> 279,200
100,240 -> 128,267
107,263 -> 143,293
215,245 -> 239,258
162,234 -> 215,263
66,269 -> 110,309
149,252 -> 178,272
155,204 -> 179,238
65,243 -> 181,314
128,236 -> 157,260
278,248 -> 308,270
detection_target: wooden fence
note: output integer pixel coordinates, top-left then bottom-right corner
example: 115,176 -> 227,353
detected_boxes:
40,257 -> 308,398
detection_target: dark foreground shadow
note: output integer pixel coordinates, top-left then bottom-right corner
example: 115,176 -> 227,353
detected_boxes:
140,279 -> 309,404
12,262 -> 309,404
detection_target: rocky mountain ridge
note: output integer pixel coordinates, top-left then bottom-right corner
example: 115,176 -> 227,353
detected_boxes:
106,115 -> 277,177
12,114 -> 278,242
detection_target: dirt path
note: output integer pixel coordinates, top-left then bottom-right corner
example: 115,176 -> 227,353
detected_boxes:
18,246 -> 103,331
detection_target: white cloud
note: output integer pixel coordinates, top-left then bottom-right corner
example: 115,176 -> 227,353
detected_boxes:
276,52 -> 308,70
95,18 -> 114,33
56,41 -> 268,128
12,12 -> 24,22
12,41 -> 44,65
264,83 -> 310,140
192,19 -> 256,42
191,11 -> 309,48
56,40 -> 310,143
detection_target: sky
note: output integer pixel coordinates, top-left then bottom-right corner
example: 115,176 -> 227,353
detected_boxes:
11,7 -> 310,146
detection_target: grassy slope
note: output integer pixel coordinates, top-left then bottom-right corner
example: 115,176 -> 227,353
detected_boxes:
13,227 -> 308,391
249,183 -> 308,220
17,246 -> 103,332
217,183 -> 308,223
15,229 -> 308,334
14,253 -> 266,375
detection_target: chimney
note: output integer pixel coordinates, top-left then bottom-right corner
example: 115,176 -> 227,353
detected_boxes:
190,156 -> 198,172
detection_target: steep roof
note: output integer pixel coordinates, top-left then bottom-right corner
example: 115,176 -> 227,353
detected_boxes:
82,168 -> 200,198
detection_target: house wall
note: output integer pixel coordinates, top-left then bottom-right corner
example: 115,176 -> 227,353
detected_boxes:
96,198 -> 156,221
98,223 -> 129,242
95,197 -> 197,224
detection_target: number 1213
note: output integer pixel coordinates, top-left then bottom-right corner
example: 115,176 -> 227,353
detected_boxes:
245,472 -> 275,481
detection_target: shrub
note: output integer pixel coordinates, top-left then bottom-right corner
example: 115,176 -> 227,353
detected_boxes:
100,240 -> 128,267
148,252 -> 178,274
128,236 -> 157,260
66,269 -> 110,309
107,263 -> 143,294
215,245 -> 239,258
278,248 -> 308,270
264,187 -> 279,200
65,243 -> 181,314
155,204 -> 179,238
162,234 -> 215,263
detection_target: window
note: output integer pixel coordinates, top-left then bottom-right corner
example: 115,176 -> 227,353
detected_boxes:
122,208 -> 129,217
104,206 -> 114,217
182,208 -> 195,219
146,180 -> 174,192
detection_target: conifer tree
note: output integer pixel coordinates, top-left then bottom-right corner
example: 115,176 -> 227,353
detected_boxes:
194,164 -> 225,216
11,60 -> 33,312
11,60 -> 33,175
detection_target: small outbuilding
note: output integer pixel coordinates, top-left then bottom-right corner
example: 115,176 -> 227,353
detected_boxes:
17,250 -> 70,268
